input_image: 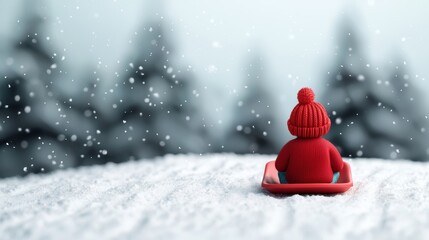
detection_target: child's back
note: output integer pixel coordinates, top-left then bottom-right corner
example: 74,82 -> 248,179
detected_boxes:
276,138 -> 343,183
275,88 -> 344,183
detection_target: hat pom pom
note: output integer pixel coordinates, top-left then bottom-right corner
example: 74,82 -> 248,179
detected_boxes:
297,87 -> 315,104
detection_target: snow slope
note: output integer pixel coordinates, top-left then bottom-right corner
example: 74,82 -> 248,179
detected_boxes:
1,154 -> 429,240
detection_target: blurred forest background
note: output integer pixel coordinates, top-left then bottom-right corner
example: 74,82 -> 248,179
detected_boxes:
1,0 -> 429,177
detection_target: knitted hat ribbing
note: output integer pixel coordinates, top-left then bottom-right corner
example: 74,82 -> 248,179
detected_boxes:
287,88 -> 331,138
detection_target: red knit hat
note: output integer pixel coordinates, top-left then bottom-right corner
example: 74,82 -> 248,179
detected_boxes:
287,87 -> 331,138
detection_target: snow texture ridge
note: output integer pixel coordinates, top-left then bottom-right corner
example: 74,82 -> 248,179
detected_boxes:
1,154 -> 429,240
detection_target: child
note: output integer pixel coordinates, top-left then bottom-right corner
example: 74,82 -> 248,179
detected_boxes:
275,87 -> 343,184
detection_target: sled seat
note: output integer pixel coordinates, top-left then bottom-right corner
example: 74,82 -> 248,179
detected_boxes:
261,161 -> 353,194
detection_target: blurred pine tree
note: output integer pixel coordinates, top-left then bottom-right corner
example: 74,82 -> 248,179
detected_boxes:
0,3 -> 73,177
225,53 -> 279,154
106,18 -> 208,161
323,18 -> 429,161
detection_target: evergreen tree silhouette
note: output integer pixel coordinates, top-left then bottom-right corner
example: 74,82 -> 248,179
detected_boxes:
226,53 -> 279,154
0,2 -> 74,177
323,17 -> 428,161
106,16 -> 207,161
323,18 -> 374,158
15,1 -> 58,96
386,57 -> 429,161
60,69 -> 109,166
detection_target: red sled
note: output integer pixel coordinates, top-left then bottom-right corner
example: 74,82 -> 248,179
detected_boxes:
261,161 -> 353,194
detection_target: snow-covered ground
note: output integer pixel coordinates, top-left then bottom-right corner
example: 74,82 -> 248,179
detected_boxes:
1,154 -> 429,240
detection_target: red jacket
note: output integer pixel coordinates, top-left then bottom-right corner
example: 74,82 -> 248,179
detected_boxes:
275,138 -> 343,183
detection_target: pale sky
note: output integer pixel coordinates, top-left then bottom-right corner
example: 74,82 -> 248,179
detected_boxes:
1,0 -> 429,140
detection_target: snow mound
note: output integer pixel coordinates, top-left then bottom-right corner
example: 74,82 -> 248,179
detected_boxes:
1,154 -> 429,240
